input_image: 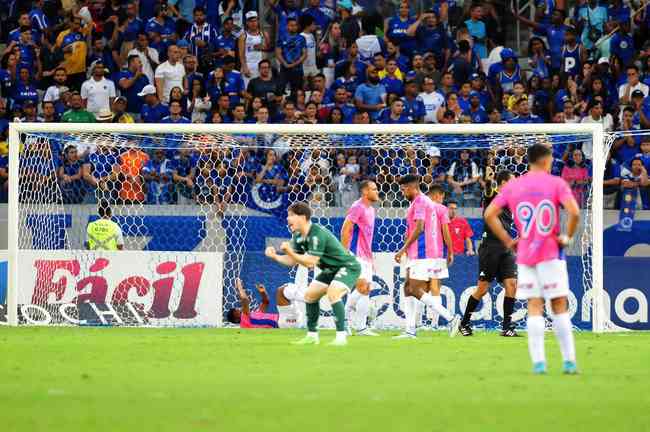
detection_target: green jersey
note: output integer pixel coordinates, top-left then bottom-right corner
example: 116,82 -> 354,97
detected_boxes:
291,223 -> 358,272
61,109 -> 97,123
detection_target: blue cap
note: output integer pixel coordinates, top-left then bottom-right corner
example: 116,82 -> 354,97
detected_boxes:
469,90 -> 480,98
177,40 -> 190,48
470,72 -> 481,80
500,48 -> 516,60
405,70 -> 417,81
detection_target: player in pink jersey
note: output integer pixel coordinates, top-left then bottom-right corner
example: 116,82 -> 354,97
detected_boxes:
393,176 -> 461,339
341,180 -> 380,336
226,278 -> 279,328
485,144 -> 580,375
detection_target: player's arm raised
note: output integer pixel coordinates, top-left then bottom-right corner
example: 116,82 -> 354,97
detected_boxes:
280,241 -> 320,268
265,245 -> 298,267
395,220 -> 424,263
235,278 -> 251,315
256,283 -> 270,313
484,202 -> 516,250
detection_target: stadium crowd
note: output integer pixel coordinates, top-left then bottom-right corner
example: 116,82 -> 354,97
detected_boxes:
1,0 -> 650,209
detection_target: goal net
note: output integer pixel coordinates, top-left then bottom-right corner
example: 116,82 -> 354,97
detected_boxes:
4,123 -> 613,331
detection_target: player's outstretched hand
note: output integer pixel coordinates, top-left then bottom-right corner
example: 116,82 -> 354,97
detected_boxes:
395,249 -> 405,263
265,246 -> 277,259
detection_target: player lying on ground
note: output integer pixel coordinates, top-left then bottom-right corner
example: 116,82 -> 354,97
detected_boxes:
227,278 -> 279,328
341,180 -> 380,336
394,177 -> 461,339
226,278 -> 308,328
484,144 -> 580,375
459,169 -> 520,337
266,202 -> 361,346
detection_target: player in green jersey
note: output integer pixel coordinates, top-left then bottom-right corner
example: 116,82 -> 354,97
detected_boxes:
265,202 -> 361,346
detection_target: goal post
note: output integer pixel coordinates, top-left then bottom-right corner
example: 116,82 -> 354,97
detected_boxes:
6,121 -> 609,330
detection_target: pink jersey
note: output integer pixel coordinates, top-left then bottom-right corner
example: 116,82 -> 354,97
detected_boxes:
406,194 -> 449,260
492,171 -> 575,266
240,311 -> 279,328
345,199 -> 375,262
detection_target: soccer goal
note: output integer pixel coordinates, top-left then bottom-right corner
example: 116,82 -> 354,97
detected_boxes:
4,122 -> 614,331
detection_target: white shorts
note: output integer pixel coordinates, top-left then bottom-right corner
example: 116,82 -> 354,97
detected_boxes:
406,258 -> 448,281
516,259 -> 570,300
356,257 -> 373,283
281,282 -> 307,303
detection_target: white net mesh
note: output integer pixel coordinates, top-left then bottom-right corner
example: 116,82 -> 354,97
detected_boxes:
10,127 -> 602,329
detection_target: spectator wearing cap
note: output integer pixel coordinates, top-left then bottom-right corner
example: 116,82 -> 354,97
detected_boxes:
419,76 -> 444,123
401,79 -> 425,123
155,45 -> 187,104
118,54 -> 150,117
337,0 -> 359,45
12,66 -> 39,109
139,84 -> 170,123
53,15 -> 89,91
112,97 -> 135,123
61,92 -> 96,123
447,149 -> 480,207
276,17 -> 307,97
488,48 -> 522,94
18,100 -> 43,122
81,62 -> 116,117
447,200 -> 475,255
238,11 -> 270,86
128,32 -> 160,84
619,65 -> 649,106
469,72 -> 491,107
408,11 -> 450,69
424,147 -> 446,184
464,90 -> 488,123
508,97 -> 542,124
354,65 -> 387,121
214,17 -> 237,68
146,3 -> 176,44
96,108 -> 115,123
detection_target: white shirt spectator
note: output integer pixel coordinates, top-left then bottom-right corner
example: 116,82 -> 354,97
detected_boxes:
448,160 -> 479,180
355,35 -> 382,63
419,91 -> 445,123
128,46 -> 159,83
43,85 -> 67,103
618,82 -> 649,100
80,77 -> 116,116
155,60 -> 185,103
301,31 -> 318,76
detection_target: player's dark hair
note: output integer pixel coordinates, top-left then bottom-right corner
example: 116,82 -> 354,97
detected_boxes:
98,200 -> 112,218
226,308 -> 240,324
527,144 -> 552,165
427,183 -> 445,196
288,202 -> 312,220
359,180 -> 374,192
398,174 -> 420,186
496,169 -> 513,185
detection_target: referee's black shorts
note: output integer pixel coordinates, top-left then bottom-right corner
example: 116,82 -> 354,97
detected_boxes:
478,241 -> 517,283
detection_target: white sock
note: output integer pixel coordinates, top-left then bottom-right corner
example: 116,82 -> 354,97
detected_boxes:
346,290 -> 362,312
552,312 -> 576,363
336,330 -> 347,341
420,293 -> 452,321
355,295 -> 370,330
277,305 -> 296,328
404,296 -> 417,334
415,300 -> 424,328
527,316 -> 546,364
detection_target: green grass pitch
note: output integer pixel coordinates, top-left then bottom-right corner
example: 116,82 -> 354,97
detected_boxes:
1,328 -> 648,432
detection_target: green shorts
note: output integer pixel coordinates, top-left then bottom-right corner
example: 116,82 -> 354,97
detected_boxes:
315,262 -> 361,291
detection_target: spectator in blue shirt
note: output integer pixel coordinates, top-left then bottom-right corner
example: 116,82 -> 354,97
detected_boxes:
214,17 -> 237,68
514,8 -> 567,72
12,66 -> 39,109
118,55 -> 150,117
508,97 -> 543,123
139,84 -> 170,122
58,144 -> 86,204
275,17 -> 307,97
604,153 -> 622,208
408,11 -> 450,69
143,148 -> 174,204
609,22 -> 635,67
29,0 -> 49,38
380,59 -> 404,96
161,100 -> 191,123
9,13 -> 40,43
222,55 -> 245,106
354,65 -> 387,121
320,87 -> 356,123
380,99 -> 411,124
401,79 -> 425,123
121,2 -> 144,43
184,6 -> 217,70
464,91 -> 488,123
255,149 -> 287,206
385,2 -> 417,57
302,0 -> 331,34
82,145 -> 119,204
146,3 -> 176,43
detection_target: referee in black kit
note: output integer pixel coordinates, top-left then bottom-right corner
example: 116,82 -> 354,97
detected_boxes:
458,169 -> 519,337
